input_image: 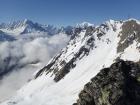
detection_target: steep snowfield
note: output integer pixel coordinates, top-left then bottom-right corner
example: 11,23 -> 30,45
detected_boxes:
1,19 -> 140,105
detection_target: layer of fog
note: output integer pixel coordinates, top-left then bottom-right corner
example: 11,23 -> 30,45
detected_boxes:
0,33 -> 69,102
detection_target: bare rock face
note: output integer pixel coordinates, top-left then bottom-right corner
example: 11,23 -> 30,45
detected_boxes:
73,60 -> 140,105
117,20 -> 140,52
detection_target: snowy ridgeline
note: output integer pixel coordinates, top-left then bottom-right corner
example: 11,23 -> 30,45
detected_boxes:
1,19 -> 140,105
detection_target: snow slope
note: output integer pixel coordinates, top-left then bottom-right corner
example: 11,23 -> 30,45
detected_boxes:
1,19 -> 140,105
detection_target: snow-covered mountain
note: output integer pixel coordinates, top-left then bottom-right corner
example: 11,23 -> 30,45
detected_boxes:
76,22 -> 94,28
0,19 -> 64,36
0,19 -> 42,35
1,19 -> 140,105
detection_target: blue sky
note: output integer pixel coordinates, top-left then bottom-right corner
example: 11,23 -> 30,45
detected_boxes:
0,0 -> 140,26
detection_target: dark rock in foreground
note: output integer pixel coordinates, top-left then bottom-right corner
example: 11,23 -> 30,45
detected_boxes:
73,60 -> 140,105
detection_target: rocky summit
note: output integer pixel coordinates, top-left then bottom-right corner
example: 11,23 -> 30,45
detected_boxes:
74,60 -> 140,105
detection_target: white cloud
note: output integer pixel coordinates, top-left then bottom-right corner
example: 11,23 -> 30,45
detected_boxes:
0,33 -> 69,102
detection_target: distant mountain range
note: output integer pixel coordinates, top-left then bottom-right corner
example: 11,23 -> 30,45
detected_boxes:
0,19 -> 95,40
0,19 -> 77,36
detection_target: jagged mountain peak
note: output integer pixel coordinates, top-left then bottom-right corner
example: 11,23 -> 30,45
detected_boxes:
76,21 -> 94,28
0,19 -> 59,35
22,18 -> 32,24
0,19 -> 34,29
0,19 -> 43,35
0,19 -> 75,36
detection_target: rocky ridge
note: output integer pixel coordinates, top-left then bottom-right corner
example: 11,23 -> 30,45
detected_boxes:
73,60 -> 140,105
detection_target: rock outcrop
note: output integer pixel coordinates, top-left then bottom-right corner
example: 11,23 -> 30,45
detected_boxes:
73,60 -> 140,105
117,20 -> 140,52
